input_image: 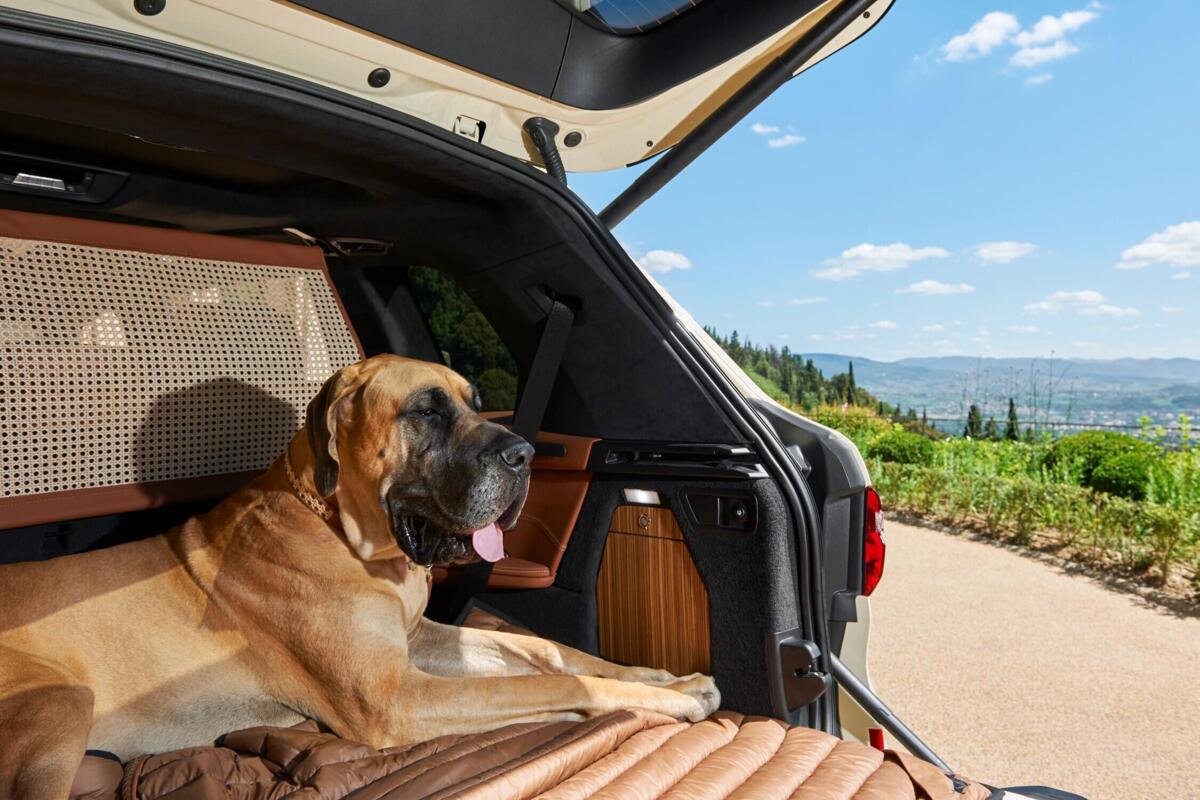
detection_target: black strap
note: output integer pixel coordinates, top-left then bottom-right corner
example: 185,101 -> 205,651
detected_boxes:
444,299 -> 575,623
511,299 -> 575,443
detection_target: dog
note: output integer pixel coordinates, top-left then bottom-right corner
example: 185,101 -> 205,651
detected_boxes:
0,354 -> 719,800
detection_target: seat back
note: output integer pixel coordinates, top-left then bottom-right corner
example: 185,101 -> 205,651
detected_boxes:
0,210 -> 362,530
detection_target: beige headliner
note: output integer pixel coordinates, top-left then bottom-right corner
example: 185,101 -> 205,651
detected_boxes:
5,0 -> 893,172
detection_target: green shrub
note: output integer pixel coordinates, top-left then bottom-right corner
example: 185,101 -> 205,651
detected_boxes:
869,430 -> 935,466
1043,431 -> 1157,488
1090,452 -> 1155,500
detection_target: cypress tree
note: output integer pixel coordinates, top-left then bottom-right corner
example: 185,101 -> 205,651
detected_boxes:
985,416 -> 1000,440
847,361 -> 857,404
1004,398 -> 1020,441
964,404 -> 983,438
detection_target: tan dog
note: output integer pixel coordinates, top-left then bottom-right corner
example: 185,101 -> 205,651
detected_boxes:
0,355 -> 718,800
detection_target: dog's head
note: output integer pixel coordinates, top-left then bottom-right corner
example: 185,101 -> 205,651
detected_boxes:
304,355 -> 533,566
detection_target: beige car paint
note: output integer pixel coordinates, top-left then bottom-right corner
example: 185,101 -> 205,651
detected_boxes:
4,0 -> 893,172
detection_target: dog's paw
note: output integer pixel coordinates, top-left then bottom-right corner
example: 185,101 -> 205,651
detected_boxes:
619,666 -> 679,685
668,674 -> 720,720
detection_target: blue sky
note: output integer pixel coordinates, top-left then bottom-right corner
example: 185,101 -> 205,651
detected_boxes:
571,1 -> 1200,362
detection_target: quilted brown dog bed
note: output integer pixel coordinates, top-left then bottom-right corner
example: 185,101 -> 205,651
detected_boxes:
91,710 -> 982,800
69,610 -> 988,800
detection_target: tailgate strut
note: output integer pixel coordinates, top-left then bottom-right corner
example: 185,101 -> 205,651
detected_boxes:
599,0 -> 886,229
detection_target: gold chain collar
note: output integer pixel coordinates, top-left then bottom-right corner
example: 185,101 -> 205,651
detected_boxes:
283,450 -> 334,521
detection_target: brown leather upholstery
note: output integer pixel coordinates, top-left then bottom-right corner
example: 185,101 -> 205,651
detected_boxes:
434,431 -> 596,590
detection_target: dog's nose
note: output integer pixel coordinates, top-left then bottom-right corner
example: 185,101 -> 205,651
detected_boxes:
498,439 -> 535,471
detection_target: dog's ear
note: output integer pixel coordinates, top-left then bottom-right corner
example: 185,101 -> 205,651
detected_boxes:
306,372 -> 343,497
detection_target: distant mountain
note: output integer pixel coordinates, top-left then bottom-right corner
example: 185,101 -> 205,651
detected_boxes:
804,354 -> 1200,426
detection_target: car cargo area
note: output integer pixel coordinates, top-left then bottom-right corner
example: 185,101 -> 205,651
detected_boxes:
0,21 -> 990,800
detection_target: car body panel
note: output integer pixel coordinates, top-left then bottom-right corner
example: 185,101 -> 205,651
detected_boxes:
2,0 -> 892,172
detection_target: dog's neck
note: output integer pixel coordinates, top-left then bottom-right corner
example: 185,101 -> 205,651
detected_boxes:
283,442 -> 335,522
282,435 -> 408,565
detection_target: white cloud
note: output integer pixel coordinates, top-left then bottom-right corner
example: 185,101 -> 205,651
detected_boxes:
897,280 -> 976,295
940,12 -> 1020,62
814,242 -> 950,280
1116,221 -> 1200,270
921,323 -> 946,333
975,240 -> 1037,263
767,134 -> 805,149
870,320 -> 899,329
1024,289 -> 1104,313
636,249 -> 693,274
1010,39 -> 1080,68
787,296 -> 826,305
750,123 -> 780,135
940,7 -> 1096,77
1162,306 -> 1181,315
1079,304 -> 1140,318
1173,271 -> 1193,280
1010,324 -> 1040,334
1013,9 -> 1098,47
757,300 -> 774,307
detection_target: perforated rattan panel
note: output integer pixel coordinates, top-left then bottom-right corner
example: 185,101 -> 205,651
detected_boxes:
0,236 -> 361,500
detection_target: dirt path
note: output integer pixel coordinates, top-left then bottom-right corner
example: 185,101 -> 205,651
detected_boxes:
867,520 -> 1200,800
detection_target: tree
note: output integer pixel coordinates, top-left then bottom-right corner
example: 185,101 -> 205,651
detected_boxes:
964,404 -> 983,438
1004,397 -> 1020,441
921,407 -> 928,425
985,416 -> 1000,441
847,361 -> 857,405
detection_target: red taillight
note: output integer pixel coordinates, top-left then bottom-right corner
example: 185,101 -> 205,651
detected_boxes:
863,487 -> 885,596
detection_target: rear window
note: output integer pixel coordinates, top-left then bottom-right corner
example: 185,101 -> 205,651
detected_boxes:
407,266 -> 518,412
561,0 -> 703,34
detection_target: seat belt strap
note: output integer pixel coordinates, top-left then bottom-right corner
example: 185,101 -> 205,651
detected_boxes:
447,299 -> 575,623
511,299 -> 575,443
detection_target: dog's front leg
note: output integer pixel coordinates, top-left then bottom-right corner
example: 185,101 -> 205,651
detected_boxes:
410,618 -> 698,687
383,669 -> 718,747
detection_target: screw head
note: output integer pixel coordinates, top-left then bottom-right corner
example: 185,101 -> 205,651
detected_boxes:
563,130 -> 583,148
134,0 -> 165,15
368,68 -> 391,88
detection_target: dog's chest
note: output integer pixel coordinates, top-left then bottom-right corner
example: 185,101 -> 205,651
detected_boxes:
88,665 -> 304,762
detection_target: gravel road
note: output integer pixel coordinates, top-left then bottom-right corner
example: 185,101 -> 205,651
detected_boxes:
868,520 -> 1200,800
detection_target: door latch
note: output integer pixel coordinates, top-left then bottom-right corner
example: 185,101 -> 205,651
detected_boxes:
767,629 -> 831,719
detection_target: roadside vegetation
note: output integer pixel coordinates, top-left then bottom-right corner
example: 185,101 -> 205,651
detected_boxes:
711,330 -> 1200,599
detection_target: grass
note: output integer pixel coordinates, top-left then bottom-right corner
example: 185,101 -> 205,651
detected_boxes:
809,406 -> 1200,597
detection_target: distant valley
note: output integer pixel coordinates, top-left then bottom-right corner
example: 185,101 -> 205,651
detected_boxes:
804,354 -> 1200,428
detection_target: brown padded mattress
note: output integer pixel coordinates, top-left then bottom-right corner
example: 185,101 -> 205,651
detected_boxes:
102,709 -> 986,800
71,709 -> 988,800
68,611 -> 987,800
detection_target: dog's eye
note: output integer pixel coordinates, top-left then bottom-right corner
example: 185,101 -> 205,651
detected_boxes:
414,408 -> 439,418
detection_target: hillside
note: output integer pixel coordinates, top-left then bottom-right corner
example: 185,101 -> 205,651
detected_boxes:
804,353 -> 1200,427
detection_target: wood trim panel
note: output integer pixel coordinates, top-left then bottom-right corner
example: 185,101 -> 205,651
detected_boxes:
608,505 -> 684,540
596,506 -> 710,676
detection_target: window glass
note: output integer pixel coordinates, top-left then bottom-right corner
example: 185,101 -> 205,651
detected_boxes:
407,266 -> 518,411
560,0 -> 703,34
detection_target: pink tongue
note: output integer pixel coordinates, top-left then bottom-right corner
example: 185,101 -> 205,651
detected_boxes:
471,522 -> 505,563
